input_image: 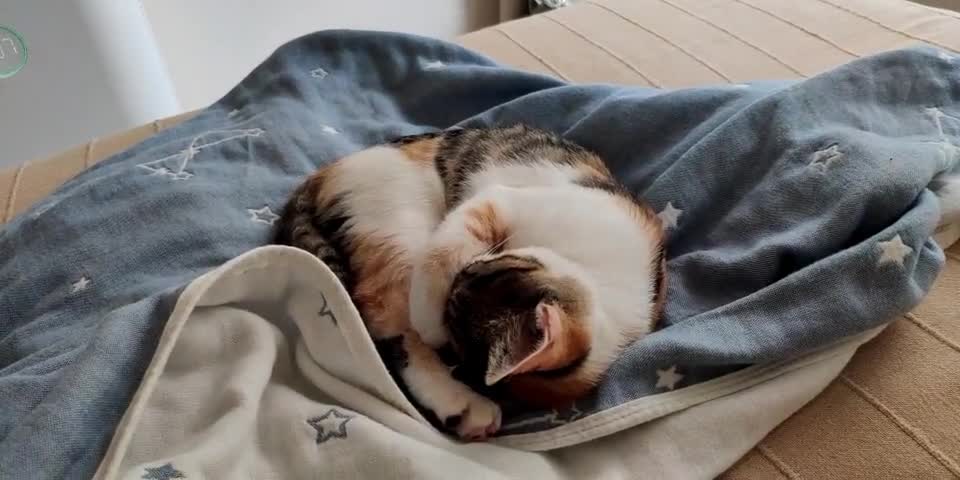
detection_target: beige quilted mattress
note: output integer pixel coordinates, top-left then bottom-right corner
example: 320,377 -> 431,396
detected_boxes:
3,0 -> 959,477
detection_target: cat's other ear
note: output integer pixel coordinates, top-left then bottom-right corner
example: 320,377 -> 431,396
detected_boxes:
484,302 -> 562,386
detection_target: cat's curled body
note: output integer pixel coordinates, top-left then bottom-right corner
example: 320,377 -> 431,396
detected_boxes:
275,126 -> 666,440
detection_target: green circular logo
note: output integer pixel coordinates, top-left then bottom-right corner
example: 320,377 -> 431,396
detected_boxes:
0,26 -> 27,79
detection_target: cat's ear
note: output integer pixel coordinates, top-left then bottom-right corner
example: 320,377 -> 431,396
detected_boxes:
484,302 -> 562,386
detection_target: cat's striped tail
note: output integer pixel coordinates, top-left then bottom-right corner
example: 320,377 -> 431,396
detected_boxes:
274,182 -> 352,288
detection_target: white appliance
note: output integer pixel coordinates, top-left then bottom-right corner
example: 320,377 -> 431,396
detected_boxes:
0,1 -> 180,168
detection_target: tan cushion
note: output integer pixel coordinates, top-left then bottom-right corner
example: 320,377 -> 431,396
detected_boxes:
461,0 -> 960,85
0,112 -> 196,224
2,0 -> 960,477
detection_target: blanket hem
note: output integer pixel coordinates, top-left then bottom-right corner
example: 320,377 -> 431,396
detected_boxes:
93,246 -> 888,471
493,325 -> 882,449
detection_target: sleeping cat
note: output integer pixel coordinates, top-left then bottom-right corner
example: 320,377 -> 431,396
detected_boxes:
275,125 -> 667,440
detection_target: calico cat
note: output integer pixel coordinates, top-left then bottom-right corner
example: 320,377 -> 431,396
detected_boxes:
275,125 -> 667,440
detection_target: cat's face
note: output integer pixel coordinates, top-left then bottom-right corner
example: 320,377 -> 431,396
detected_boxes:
445,247 -> 664,408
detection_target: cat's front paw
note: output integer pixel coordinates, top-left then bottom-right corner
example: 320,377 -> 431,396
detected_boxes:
409,266 -> 451,348
410,305 -> 448,348
442,390 -> 502,441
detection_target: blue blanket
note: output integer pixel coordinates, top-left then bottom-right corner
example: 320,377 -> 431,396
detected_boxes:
2,30 -> 958,478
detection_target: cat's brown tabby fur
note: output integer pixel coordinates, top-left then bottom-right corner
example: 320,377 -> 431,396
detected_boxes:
275,125 -> 666,440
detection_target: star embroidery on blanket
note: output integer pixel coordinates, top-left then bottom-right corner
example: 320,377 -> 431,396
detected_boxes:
500,404 -> 583,430
71,276 -> 91,293
247,206 -> 280,225
657,202 -> 683,230
809,144 -> 844,172
142,462 -> 186,479
876,234 -> 913,268
555,404 -> 584,423
321,125 -> 339,135
308,409 -> 354,443
422,59 -> 445,71
655,365 -> 684,391
310,67 -> 329,79
318,293 -> 337,326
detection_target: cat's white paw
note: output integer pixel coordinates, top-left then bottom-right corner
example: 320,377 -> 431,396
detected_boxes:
445,390 -> 502,441
412,309 -> 448,348
424,383 -> 501,441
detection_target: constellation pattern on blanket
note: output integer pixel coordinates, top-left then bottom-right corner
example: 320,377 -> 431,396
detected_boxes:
310,67 -> 329,79
501,404 -> 583,430
308,409 -> 354,443
141,463 -> 186,479
925,107 -> 960,140
921,107 -> 960,173
137,128 -> 265,180
317,292 -> 337,326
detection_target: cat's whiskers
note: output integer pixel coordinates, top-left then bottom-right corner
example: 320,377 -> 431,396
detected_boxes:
482,233 -> 514,257
278,125 -> 665,434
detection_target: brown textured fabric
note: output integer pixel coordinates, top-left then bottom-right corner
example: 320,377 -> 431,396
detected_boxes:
1,1 -> 960,478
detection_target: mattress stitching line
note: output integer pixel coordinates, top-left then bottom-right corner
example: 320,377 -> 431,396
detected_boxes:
756,443 -> 803,480
3,161 -> 27,223
903,312 -> 960,354
733,0 -> 860,58
839,374 -> 960,477
84,138 -> 98,169
585,1 -> 733,82
656,0 -> 805,77
814,0 -> 958,53
540,13 -> 662,87
493,28 -> 571,81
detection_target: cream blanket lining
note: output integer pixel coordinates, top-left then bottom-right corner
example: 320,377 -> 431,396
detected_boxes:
93,246 -> 882,480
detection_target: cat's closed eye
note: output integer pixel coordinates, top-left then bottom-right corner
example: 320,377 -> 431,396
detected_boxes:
279,125 -> 665,435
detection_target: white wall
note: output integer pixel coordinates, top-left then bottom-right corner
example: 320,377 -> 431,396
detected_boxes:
144,0 -> 501,112
0,1 -> 180,167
